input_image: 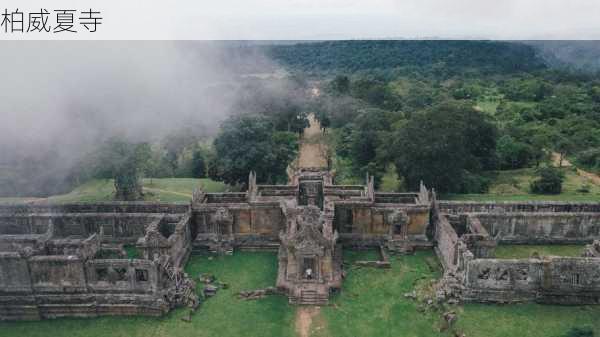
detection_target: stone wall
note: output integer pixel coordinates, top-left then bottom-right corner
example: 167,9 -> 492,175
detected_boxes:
192,203 -> 285,248
0,215 -> 49,235
85,259 -> 160,293
0,249 -> 160,297
332,204 -> 430,239
0,213 -> 184,244
435,214 -> 460,270
46,234 -> 101,259
0,254 -> 167,320
193,177 -> 433,251
0,202 -> 189,215
168,214 -> 192,268
29,255 -> 88,293
0,252 -> 32,293
463,256 -> 600,304
434,200 -> 600,305
0,202 -> 190,321
463,258 -> 542,302
473,212 -> 600,244
440,201 -> 600,214
462,215 -> 496,258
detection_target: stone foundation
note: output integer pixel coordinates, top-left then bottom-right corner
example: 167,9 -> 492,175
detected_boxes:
435,199 -> 600,305
3,191 -> 600,319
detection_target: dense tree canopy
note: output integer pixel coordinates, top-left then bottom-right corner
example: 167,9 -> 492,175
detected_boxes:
269,40 -> 546,76
392,101 -> 497,193
211,114 -> 298,186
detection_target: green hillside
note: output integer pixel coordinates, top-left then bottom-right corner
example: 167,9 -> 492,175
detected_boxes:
0,178 -> 228,204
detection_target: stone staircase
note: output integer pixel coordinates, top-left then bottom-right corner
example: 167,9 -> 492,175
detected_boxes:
289,286 -> 329,305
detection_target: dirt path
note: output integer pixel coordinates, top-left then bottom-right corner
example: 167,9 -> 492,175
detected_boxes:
295,306 -> 321,337
297,114 -> 328,169
552,152 -> 600,185
551,152 -> 573,168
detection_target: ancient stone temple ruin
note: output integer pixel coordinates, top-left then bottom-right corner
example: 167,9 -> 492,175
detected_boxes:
3,116 -> 600,320
0,204 -> 197,320
191,166 -> 432,304
4,172 -> 600,319
0,162 -> 436,318
277,205 -> 341,304
434,200 -> 600,304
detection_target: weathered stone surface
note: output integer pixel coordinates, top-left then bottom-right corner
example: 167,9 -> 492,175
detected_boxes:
4,166 -> 600,321
0,204 -> 194,321
434,198 -> 600,305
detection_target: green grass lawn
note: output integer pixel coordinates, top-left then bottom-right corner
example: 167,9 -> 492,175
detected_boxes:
182,252 -> 295,337
445,167 -> 600,202
0,178 -> 228,204
1,250 -> 600,337
315,250 -> 445,337
123,245 -> 142,259
317,250 -> 600,337
494,244 -> 585,259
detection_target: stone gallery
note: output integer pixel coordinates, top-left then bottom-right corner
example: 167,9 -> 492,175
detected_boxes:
3,168 -> 600,320
2,117 -> 600,320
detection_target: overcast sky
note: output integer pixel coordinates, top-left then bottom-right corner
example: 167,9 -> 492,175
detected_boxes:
1,0 -> 600,40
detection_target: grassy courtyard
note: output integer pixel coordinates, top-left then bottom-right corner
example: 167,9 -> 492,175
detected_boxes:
1,251 -> 600,337
318,251 -> 600,337
493,244 -> 585,259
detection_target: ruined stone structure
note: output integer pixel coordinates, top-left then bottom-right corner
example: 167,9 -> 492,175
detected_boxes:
3,177 -> 600,319
0,203 -> 196,320
192,168 -> 432,304
277,205 -> 341,304
3,116 -> 600,320
435,200 -> 600,304
0,166 -> 433,318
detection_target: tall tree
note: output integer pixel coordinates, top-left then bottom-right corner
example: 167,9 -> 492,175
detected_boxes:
393,100 -> 497,193
347,108 -> 391,185
212,114 -> 298,186
93,138 -> 151,201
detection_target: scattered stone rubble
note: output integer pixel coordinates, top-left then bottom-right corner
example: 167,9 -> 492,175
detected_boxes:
198,273 -> 228,298
237,287 -> 282,300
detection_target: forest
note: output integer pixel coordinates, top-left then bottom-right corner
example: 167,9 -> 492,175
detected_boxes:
269,41 -> 600,195
2,40 -> 600,199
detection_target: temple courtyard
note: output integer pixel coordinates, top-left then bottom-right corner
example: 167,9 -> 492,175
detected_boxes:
1,250 -> 599,337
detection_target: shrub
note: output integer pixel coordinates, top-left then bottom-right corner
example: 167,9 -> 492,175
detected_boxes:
577,184 -> 591,193
530,166 -> 564,194
496,135 -> 534,169
563,326 -> 594,337
576,148 -> 600,170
